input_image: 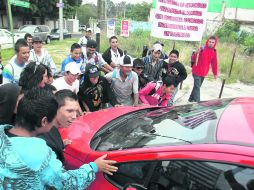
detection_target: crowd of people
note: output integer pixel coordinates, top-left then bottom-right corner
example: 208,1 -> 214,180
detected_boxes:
0,27 -> 218,189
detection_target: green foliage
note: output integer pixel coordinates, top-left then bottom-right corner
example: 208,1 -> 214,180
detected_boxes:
77,4 -> 97,25
125,2 -> 151,21
215,20 -> 240,42
243,34 -> 254,55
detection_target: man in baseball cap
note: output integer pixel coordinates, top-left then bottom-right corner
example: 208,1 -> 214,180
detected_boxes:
52,62 -> 80,94
83,40 -> 113,74
78,64 -> 118,112
105,55 -> 139,106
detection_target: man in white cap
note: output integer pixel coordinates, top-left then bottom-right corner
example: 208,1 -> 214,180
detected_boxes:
105,55 -> 139,106
143,43 -> 164,81
78,28 -> 93,52
52,62 -> 80,94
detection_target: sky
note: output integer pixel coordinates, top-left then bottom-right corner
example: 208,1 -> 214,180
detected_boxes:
82,0 -> 152,5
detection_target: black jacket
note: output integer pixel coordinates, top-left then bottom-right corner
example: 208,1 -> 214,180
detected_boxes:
102,47 -> 123,65
78,76 -> 118,112
39,126 -> 65,164
162,61 -> 187,86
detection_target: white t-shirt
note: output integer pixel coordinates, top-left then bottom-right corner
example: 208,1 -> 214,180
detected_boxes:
52,77 -> 79,94
110,49 -> 121,66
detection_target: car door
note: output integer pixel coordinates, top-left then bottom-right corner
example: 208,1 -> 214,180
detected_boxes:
88,150 -> 254,190
0,30 -> 13,49
104,160 -> 254,190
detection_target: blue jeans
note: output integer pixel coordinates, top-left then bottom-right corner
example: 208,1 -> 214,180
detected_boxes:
189,74 -> 204,102
168,85 -> 178,106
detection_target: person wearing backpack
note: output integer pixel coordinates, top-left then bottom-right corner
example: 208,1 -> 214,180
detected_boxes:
139,76 -> 176,106
2,39 -> 30,85
105,55 -> 139,106
188,36 -> 218,102
82,40 -> 113,74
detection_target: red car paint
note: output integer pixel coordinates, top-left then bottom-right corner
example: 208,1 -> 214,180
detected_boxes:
59,98 -> 254,190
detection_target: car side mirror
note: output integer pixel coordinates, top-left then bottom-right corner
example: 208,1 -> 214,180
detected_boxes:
122,183 -> 147,190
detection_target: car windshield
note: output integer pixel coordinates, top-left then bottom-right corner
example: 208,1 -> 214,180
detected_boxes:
19,25 -> 37,33
91,98 -> 233,151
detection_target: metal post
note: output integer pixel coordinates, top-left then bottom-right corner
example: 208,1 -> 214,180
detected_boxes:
7,0 -> 14,48
59,0 -> 63,40
219,46 -> 237,98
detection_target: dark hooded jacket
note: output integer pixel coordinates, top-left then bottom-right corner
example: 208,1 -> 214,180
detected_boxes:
191,37 -> 218,77
0,83 -> 20,125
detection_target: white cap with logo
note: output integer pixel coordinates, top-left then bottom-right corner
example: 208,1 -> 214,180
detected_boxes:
65,62 -> 81,75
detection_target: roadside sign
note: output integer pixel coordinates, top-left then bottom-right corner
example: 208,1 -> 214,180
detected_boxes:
56,2 -> 64,8
120,20 -> 129,37
10,0 -> 30,8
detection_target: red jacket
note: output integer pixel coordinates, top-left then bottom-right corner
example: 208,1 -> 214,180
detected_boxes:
191,37 -> 218,77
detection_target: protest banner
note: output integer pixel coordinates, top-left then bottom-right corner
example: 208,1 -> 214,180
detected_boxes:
151,0 -> 208,41
120,20 -> 129,37
107,19 -> 115,38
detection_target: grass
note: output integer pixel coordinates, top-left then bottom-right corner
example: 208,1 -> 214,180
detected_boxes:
1,30 -> 254,84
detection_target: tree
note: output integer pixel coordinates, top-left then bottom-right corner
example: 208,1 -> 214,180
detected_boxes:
77,4 -> 97,25
125,2 -> 151,21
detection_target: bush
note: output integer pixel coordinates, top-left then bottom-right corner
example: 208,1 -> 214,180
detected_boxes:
215,21 -> 240,42
243,34 -> 254,55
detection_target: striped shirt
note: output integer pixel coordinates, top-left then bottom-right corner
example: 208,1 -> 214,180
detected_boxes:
143,55 -> 164,81
2,56 -> 25,84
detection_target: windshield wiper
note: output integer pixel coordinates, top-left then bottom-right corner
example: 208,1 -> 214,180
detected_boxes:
144,132 -> 192,144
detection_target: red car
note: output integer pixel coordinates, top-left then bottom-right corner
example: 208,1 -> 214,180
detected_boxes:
60,97 -> 254,190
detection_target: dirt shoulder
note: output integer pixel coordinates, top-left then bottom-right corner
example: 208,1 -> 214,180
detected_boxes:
174,74 -> 254,105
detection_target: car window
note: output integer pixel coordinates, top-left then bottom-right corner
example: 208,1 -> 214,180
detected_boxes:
40,26 -> 49,32
106,161 -> 156,189
0,30 -> 5,37
92,98 -> 234,151
3,30 -> 12,37
106,160 -> 254,190
19,25 -> 37,33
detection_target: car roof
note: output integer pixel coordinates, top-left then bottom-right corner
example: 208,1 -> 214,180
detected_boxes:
217,97 -> 254,146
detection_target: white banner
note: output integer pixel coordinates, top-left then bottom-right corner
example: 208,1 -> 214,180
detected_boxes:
107,19 -> 115,38
151,0 -> 208,41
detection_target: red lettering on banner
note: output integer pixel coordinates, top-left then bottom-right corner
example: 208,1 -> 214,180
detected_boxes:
158,0 -> 206,8
160,6 -> 202,16
158,22 -> 198,31
184,18 -> 203,24
155,13 -> 183,22
164,31 -> 190,38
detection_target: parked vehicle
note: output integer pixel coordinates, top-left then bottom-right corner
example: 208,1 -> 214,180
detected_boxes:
0,28 -> 22,49
50,29 -> 72,40
16,25 -> 51,44
60,97 -> 254,190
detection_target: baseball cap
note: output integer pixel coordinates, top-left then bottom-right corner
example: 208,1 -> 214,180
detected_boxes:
152,43 -> 163,52
85,64 -> 100,78
86,28 -> 92,32
86,40 -> 97,48
32,36 -> 42,43
119,55 -> 133,67
133,58 -> 144,68
154,41 -> 164,46
65,62 -> 81,75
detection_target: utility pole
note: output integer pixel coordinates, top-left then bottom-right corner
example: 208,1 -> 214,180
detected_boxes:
6,0 -> 14,48
59,0 -> 64,40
